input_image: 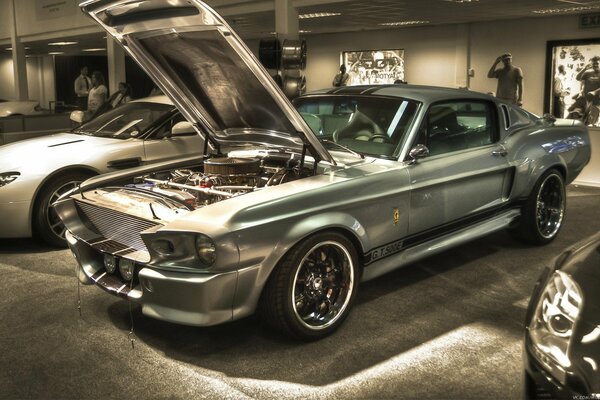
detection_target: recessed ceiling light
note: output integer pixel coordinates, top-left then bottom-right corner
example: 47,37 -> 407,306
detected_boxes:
533,5 -> 600,14
82,48 -> 106,52
299,30 -> 312,33
379,20 -> 430,26
5,46 -> 30,51
299,12 -> 341,19
48,41 -> 78,46
48,51 -> 65,55
443,0 -> 479,3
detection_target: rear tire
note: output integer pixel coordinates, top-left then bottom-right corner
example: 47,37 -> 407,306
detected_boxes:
512,169 -> 566,245
33,172 -> 93,247
259,232 -> 360,340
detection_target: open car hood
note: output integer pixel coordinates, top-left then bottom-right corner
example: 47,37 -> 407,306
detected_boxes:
79,0 -> 333,164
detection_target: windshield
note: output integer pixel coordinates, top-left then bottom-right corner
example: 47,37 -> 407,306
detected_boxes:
293,95 -> 419,158
75,102 -> 175,139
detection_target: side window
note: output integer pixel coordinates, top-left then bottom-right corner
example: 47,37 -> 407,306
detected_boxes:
500,104 -> 511,130
427,101 -> 497,156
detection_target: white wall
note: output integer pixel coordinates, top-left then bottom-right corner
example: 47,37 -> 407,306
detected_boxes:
0,54 -> 55,107
0,55 -> 15,100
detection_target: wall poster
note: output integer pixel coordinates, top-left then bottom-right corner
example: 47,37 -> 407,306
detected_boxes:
545,38 -> 600,127
342,49 -> 405,86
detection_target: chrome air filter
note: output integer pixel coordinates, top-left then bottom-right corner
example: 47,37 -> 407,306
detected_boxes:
204,157 -> 261,175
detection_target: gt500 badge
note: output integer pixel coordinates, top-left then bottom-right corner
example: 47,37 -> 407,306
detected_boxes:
364,239 -> 404,265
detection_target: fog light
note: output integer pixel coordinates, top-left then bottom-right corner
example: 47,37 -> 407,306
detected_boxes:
103,253 -> 117,274
119,258 -> 135,281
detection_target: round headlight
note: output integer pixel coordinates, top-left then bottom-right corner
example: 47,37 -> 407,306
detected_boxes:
119,258 -> 135,281
196,234 -> 216,266
103,253 -> 117,274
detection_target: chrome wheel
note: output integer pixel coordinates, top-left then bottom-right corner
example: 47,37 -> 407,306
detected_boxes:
292,241 -> 355,330
535,173 -> 565,239
46,180 -> 82,240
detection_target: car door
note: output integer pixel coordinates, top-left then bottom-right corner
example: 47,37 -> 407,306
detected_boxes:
407,99 -> 513,235
143,113 -> 205,163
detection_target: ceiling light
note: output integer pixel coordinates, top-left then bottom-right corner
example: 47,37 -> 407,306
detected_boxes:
533,5 -> 600,14
299,30 -> 312,33
379,20 -> 430,26
299,12 -> 341,19
82,48 -> 106,52
48,41 -> 78,46
5,46 -> 30,51
48,51 -> 65,55
443,0 -> 479,3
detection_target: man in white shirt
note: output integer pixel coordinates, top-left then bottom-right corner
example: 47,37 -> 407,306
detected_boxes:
74,66 -> 92,110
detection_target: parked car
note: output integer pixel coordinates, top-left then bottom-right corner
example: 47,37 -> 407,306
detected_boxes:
0,96 -> 203,247
0,100 -> 44,117
56,0 -> 591,340
524,232 -> 600,399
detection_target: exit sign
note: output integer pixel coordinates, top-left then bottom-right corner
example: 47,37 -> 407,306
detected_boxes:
580,13 -> 600,29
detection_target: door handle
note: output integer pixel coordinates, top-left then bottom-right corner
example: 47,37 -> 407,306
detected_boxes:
491,148 -> 508,157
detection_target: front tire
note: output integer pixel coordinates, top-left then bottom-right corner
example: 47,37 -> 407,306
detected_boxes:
33,172 -> 92,247
259,232 -> 360,340
512,169 -> 566,245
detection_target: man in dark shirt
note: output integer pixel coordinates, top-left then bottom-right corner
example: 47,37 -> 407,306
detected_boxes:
487,53 -> 524,106
576,56 -> 600,97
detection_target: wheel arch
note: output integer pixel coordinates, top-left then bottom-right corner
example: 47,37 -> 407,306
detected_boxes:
232,212 -> 369,320
29,165 -> 100,232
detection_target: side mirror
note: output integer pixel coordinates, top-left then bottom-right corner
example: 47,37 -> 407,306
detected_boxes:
542,113 -> 556,124
408,144 -> 430,164
171,120 -> 196,137
70,110 -> 84,124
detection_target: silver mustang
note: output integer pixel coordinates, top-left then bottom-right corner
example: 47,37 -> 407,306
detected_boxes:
0,96 -> 202,246
56,0 -> 591,339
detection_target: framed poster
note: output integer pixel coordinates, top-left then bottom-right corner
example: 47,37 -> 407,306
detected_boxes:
545,38 -> 600,126
342,49 -> 404,86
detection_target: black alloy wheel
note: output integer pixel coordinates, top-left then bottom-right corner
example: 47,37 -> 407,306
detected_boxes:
260,231 -> 360,340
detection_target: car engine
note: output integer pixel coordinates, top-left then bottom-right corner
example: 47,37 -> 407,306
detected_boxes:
127,151 -> 313,211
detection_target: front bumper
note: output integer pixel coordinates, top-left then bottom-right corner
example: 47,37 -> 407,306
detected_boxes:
0,199 -> 31,238
67,231 -> 240,327
523,336 -> 587,399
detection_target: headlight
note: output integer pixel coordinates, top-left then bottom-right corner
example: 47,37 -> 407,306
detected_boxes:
119,258 -> 135,281
529,270 -> 583,369
103,253 -> 117,274
196,234 -> 216,266
0,172 -> 20,188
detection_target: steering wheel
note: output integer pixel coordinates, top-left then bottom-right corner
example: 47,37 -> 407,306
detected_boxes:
368,134 -> 390,142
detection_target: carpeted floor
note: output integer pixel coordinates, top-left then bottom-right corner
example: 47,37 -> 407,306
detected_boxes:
0,185 -> 598,399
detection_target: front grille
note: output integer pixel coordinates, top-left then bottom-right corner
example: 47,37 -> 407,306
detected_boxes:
75,200 -> 160,252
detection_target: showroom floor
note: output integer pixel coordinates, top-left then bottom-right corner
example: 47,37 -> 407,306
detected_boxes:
1,186 -> 599,400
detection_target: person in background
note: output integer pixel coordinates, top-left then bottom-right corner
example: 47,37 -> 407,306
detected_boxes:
553,65 -> 569,118
87,71 -> 108,118
108,82 -> 132,109
332,64 -> 350,87
74,66 -> 92,111
487,53 -> 524,106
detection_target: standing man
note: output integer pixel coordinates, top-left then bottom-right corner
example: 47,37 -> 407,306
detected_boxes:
487,53 -> 524,106
553,65 -> 569,118
74,66 -> 92,111
332,64 -> 350,87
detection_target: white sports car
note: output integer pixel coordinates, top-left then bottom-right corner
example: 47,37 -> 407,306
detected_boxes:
0,96 -> 203,246
0,100 -> 44,117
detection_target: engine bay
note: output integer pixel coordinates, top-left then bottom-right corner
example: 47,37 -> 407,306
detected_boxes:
124,150 -> 315,212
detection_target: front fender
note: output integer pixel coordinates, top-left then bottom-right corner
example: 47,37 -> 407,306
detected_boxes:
231,211 -> 369,320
